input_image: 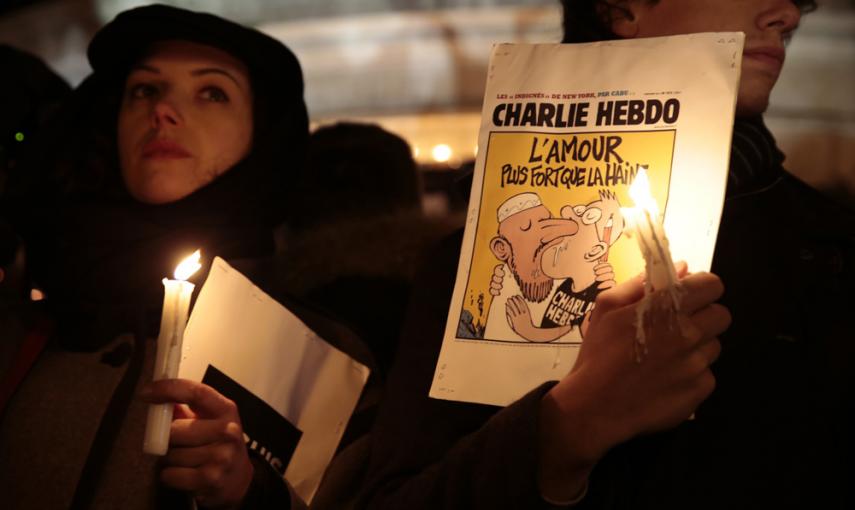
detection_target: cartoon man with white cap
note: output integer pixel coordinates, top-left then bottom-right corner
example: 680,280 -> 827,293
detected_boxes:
482,193 -> 581,342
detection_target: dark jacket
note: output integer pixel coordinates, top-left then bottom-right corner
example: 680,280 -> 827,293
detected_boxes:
358,121 -> 855,509
0,275 -> 378,510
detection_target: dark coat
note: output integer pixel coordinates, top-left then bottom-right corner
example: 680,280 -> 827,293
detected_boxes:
358,131 -> 855,509
582,171 -> 855,509
0,267 -> 380,510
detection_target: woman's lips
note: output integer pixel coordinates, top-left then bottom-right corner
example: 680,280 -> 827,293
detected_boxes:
142,139 -> 191,159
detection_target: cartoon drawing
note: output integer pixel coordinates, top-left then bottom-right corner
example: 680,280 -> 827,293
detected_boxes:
478,192 -> 580,342
520,190 -> 624,340
482,191 -> 624,343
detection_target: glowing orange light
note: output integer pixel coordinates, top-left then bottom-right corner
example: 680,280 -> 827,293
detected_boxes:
174,250 -> 201,281
627,167 -> 659,217
432,144 -> 452,163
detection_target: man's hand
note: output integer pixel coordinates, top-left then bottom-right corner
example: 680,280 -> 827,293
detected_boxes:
505,295 -> 534,334
140,379 -> 254,509
489,264 -> 505,296
506,295 -> 573,343
537,264 -> 730,501
593,262 -> 616,290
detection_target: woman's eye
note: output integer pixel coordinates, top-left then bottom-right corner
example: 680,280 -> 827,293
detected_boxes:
200,86 -> 229,103
128,83 -> 158,100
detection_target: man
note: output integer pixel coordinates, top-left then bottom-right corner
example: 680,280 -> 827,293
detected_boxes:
360,0 -> 851,509
482,192 -> 581,342
491,191 -> 623,343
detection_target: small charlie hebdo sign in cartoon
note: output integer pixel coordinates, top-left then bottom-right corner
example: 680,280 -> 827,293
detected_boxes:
432,34 -> 744,407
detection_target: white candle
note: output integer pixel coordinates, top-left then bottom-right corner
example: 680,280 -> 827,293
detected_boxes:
621,168 -> 683,361
622,167 -> 680,294
143,250 -> 201,456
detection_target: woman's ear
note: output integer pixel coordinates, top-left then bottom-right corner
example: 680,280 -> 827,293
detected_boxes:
608,0 -> 641,39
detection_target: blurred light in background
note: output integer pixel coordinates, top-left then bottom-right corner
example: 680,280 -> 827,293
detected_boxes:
0,0 -> 853,209
432,144 -> 452,163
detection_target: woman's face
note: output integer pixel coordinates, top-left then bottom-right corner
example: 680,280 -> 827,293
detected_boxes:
118,40 -> 253,204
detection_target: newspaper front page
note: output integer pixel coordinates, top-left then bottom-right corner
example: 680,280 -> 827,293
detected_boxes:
431,33 -> 744,407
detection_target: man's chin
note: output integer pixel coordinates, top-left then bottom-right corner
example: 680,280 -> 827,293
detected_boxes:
735,99 -> 770,118
735,80 -> 774,118
513,272 -> 554,303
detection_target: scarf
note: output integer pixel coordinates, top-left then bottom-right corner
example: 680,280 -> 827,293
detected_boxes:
726,116 -> 786,198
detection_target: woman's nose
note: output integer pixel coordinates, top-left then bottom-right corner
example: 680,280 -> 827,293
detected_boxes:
150,100 -> 182,129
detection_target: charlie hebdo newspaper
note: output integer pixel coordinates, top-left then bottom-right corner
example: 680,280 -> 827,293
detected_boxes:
430,34 -> 744,407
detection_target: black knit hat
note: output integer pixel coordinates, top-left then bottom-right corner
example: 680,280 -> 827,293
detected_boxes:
88,4 -> 301,92
83,3 -> 309,212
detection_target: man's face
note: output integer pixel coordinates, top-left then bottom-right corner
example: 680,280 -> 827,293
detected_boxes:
118,40 -> 254,204
495,205 -> 579,302
619,0 -> 801,116
541,198 -> 621,281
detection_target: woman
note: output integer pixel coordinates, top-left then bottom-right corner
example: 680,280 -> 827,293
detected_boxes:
13,5 -> 307,349
0,5 -> 323,509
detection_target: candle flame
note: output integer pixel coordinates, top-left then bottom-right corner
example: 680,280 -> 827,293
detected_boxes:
628,167 -> 659,217
174,250 -> 201,281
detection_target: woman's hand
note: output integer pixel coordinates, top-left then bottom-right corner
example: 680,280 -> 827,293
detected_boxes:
140,379 -> 254,509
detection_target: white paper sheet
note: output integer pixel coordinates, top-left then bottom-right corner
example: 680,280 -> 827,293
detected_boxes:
180,257 -> 370,503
